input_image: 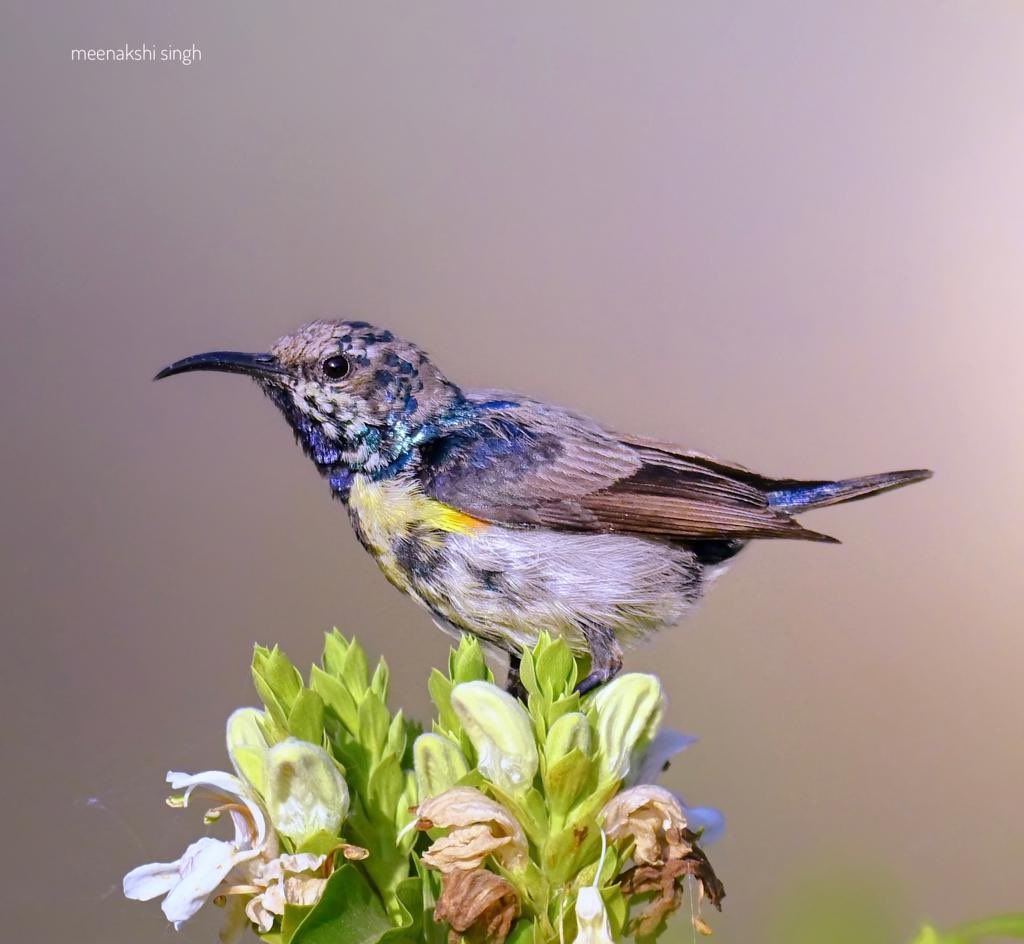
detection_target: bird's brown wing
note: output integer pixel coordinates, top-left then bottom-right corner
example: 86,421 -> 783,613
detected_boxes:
418,394 -> 836,542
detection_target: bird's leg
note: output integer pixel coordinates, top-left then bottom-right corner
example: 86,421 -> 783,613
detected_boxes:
575,626 -> 624,695
505,650 -> 529,702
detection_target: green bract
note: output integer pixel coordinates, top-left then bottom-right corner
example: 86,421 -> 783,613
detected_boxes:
412,732 -> 469,800
450,681 -> 538,795
591,673 -> 664,785
265,738 -> 350,845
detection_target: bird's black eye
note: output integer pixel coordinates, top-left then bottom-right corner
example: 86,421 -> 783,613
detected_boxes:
322,355 -> 350,380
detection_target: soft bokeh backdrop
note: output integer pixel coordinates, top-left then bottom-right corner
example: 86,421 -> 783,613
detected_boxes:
2,2 -> 1022,941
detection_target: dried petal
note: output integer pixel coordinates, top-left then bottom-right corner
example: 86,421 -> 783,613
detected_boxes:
243,854 -> 329,932
416,787 -> 527,872
601,784 -> 689,865
434,868 -> 520,944
619,832 -> 725,936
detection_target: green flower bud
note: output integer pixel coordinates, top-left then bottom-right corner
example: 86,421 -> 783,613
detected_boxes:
264,738 -> 349,845
413,732 -> 470,800
450,681 -> 538,794
226,707 -> 270,795
544,712 -> 592,764
592,673 -> 664,784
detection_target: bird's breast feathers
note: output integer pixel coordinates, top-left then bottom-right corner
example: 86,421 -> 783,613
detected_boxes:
347,474 -> 487,557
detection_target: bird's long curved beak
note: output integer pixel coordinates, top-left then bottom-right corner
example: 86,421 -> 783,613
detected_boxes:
154,351 -> 288,381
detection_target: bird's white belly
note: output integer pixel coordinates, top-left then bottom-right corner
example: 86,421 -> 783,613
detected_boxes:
412,525 -> 705,653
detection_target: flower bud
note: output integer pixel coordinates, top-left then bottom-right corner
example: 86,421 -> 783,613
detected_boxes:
264,738 -> 349,845
592,673 -> 664,783
226,707 -> 270,795
414,732 -> 470,800
450,681 -> 538,794
544,712 -> 592,764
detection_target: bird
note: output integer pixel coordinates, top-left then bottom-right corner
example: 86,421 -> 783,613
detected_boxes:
156,320 -> 931,695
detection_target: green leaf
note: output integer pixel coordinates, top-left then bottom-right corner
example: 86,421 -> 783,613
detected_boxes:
377,874 -> 426,944
289,864 -> 392,944
288,688 -> 326,743
282,903 -> 314,944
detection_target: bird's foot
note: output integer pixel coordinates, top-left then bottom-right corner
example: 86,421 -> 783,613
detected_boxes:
505,652 -> 529,702
573,628 -> 623,696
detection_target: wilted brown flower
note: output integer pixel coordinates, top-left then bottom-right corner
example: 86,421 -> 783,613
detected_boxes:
434,868 -> 520,944
603,784 -> 725,936
414,786 -> 528,872
600,784 -> 690,865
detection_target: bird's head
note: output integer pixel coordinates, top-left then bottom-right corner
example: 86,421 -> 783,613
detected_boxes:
156,320 -> 464,478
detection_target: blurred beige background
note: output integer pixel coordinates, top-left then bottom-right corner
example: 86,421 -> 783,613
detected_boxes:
2,2 -> 1022,941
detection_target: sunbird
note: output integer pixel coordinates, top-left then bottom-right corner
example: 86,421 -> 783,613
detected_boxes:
157,321 -> 930,695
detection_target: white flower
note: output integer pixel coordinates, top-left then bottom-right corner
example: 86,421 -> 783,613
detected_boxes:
572,830 -> 615,944
243,852 -> 329,933
573,887 -> 615,944
122,770 -> 273,929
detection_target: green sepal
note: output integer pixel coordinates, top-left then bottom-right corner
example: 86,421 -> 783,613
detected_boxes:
339,639 -> 370,698
370,658 -> 390,698
427,669 -> 457,734
288,864 -> 392,944
310,664 -> 360,734
533,636 -> 576,701
296,829 -> 344,857
449,634 -> 492,684
506,917 -> 536,944
321,629 -> 350,677
358,692 -> 390,754
367,753 -> 404,825
288,688 -> 326,743
386,710 -> 407,761
253,645 -> 304,730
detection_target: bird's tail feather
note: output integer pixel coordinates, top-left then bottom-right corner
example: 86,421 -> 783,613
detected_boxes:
766,469 -> 933,513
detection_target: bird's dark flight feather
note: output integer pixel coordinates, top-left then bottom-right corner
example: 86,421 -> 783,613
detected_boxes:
418,393 -> 838,543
